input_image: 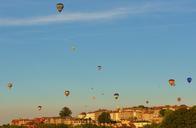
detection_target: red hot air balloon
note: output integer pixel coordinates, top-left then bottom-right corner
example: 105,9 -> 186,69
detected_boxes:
169,79 -> 175,86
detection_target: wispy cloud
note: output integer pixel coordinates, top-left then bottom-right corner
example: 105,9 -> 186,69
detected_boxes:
0,8 -> 129,26
0,1 -> 196,26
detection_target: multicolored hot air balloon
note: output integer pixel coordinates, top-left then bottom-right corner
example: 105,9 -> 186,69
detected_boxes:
64,90 -> 70,96
56,3 -> 64,12
187,77 -> 192,83
114,93 -> 119,100
169,79 -> 175,86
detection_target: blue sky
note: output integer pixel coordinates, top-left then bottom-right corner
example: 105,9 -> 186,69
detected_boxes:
1,0 -> 196,124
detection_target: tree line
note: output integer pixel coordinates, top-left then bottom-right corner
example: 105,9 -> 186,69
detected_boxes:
144,106 -> 196,128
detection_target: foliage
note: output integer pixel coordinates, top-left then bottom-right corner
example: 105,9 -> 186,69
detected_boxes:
0,125 -> 27,128
36,124 -> 70,128
159,109 -> 173,117
98,112 -> 112,123
144,123 -> 161,128
75,124 -> 112,128
138,105 -> 146,108
161,107 -> 196,128
59,106 -> 72,118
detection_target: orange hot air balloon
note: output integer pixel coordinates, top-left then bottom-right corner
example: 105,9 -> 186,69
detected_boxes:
169,79 -> 175,86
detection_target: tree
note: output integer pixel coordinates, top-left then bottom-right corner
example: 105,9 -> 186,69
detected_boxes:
159,109 -> 173,117
159,109 -> 165,117
59,106 -> 72,118
138,105 -> 146,108
98,112 -> 112,123
161,107 -> 196,128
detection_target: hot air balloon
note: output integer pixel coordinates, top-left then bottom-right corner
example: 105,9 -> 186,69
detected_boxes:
114,93 -> 119,100
92,96 -> 96,100
37,106 -> 42,111
169,79 -> 175,86
7,82 -> 13,90
64,90 -> 70,96
177,97 -> 181,102
97,66 -> 102,71
71,46 -> 76,52
187,77 -> 192,83
56,3 -> 64,12
146,100 -> 149,104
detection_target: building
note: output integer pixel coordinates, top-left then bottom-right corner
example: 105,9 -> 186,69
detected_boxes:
11,119 -> 32,126
133,121 -> 151,128
77,112 -> 86,119
85,109 -> 109,121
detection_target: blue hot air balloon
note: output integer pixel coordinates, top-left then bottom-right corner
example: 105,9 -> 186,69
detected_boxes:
187,77 -> 192,83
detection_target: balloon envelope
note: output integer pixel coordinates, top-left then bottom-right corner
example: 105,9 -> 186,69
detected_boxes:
71,46 -> 76,51
64,90 -> 70,96
92,96 -> 96,100
187,77 -> 192,83
7,82 -> 13,89
56,3 -> 64,12
114,93 -> 119,100
169,79 -> 175,86
37,106 -> 42,111
97,66 -> 102,71
177,97 -> 181,102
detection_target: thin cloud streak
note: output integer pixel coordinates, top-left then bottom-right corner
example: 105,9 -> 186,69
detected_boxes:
0,8 -> 129,26
0,1 -> 195,26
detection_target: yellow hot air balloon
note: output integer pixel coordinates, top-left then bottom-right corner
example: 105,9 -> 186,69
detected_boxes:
64,90 -> 70,96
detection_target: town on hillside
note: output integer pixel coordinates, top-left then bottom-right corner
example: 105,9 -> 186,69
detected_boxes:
10,105 -> 191,128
